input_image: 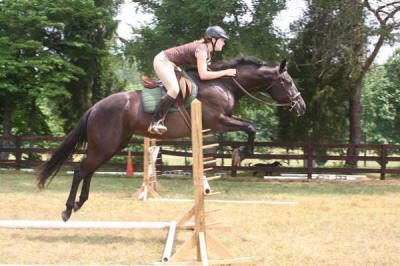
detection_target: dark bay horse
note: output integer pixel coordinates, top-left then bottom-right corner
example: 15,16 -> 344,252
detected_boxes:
37,56 -> 305,221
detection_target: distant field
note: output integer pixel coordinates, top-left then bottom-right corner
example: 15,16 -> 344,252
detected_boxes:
0,170 -> 399,265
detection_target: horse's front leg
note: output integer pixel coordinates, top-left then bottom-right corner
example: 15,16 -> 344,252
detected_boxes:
217,115 -> 256,162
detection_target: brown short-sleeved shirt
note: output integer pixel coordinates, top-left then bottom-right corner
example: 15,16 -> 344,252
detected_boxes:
164,42 -> 210,66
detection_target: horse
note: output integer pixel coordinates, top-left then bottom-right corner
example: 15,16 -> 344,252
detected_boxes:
37,55 -> 306,221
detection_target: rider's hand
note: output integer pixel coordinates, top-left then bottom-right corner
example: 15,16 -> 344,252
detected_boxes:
224,68 -> 237,77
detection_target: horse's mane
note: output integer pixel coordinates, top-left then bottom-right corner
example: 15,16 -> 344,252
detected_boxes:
185,55 -> 272,79
209,55 -> 267,71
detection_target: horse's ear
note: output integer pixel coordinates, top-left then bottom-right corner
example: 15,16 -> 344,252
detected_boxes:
279,59 -> 287,73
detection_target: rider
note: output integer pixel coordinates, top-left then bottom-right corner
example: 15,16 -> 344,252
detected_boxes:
148,25 -> 237,134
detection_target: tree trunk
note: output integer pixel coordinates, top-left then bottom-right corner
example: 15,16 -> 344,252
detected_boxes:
27,100 -> 37,160
27,99 -> 36,134
347,81 -> 362,166
91,58 -> 101,104
0,102 -> 12,160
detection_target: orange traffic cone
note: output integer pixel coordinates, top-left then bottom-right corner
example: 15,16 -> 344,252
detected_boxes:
126,150 -> 134,176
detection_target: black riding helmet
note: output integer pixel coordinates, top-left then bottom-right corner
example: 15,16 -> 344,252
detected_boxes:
204,25 -> 229,40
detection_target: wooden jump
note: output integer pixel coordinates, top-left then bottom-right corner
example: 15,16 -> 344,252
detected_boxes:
167,99 -> 255,265
132,137 -> 161,201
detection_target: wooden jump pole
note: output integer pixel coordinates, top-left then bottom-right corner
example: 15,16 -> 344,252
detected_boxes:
132,137 -> 160,201
169,99 -> 254,265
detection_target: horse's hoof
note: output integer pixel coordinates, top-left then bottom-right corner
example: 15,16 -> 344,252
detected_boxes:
61,210 -> 71,222
73,202 -> 80,212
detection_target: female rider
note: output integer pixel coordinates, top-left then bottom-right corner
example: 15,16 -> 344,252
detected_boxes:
148,25 -> 237,134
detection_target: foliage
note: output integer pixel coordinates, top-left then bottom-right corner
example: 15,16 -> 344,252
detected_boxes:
362,49 -> 400,143
0,0 -> 125,135
43,0 -> 124,131
279,0 -> 400,146
0,0 -> 83,135
235,98 -> 278,141
279,0 -> 366,143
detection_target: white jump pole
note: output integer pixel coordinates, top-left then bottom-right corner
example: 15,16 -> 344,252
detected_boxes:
161,220 -> 177,262
0,220 -> 172,230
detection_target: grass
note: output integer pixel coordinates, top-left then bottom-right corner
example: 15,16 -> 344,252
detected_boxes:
0,170 -> 400,265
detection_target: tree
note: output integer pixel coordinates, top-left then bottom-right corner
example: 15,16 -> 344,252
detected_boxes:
0,0 -> 82,137
283,0 -> 399,148
43,0 -> 123,131
352,0 -> 400,145
281,0 -> 358,144
0,0 -> 125,138
362,49 -> 400,143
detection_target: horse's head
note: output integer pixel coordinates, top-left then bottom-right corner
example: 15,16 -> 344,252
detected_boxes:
267,59 -> 306,116
230,57 -> 306,116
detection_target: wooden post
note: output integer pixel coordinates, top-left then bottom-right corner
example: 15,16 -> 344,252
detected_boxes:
170,99 -> 254,265
306,142 -> 313,179
15,136 -> 22,170
380,144 -> 387,180
191,99 -> 206,261
132,138 -> 160,200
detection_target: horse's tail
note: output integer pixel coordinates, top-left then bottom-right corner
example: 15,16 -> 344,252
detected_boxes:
37,109 -> 91,189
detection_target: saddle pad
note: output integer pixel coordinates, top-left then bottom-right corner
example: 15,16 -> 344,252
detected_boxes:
141,81 -> 198,113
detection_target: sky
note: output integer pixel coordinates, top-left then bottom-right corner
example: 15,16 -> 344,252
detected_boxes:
115,0 -> 397,64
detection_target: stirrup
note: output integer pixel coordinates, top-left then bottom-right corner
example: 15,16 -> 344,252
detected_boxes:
148,120 -> 168,135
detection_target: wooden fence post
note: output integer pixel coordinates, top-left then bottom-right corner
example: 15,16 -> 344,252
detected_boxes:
379,144 -> 387,180
306,142 -> 313,179
15,136 -> 22,170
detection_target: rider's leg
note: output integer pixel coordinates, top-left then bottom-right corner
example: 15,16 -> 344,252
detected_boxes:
149,52 -> 179,134
148,94 -> 175,134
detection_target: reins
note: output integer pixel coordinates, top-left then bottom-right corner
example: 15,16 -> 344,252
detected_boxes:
231,78 -> 293,107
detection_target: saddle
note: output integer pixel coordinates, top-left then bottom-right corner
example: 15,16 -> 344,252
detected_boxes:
141,68 -> 194,101
141,69 -> 198,130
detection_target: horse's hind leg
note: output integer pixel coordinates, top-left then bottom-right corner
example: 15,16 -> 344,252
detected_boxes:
74,173 -> 93,212
62,155 -> 102,221
74,151 -> 111,212
62,136 -> 132,221
62,166 -> 84,222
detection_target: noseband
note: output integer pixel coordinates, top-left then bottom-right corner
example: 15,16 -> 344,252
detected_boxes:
232,74 -> 302,110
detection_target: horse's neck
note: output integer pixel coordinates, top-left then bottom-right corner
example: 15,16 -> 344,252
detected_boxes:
229,77 -> 265,99
190,71 -> 262,101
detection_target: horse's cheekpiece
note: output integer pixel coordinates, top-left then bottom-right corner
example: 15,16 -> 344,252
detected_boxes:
141,73 -> 198,114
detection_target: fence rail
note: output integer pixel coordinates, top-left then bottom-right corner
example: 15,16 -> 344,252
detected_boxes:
1,135 -> 399,180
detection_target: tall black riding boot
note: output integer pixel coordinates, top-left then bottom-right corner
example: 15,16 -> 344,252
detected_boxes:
148,94 -> 175,134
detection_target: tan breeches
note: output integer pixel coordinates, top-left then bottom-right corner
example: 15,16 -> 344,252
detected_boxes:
153,51 -> 179,99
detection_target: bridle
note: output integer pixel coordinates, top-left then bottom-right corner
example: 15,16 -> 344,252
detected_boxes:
232,73 -> 301,111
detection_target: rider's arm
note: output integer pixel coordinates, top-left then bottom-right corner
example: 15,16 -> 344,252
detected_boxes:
196,50 -> 236,80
